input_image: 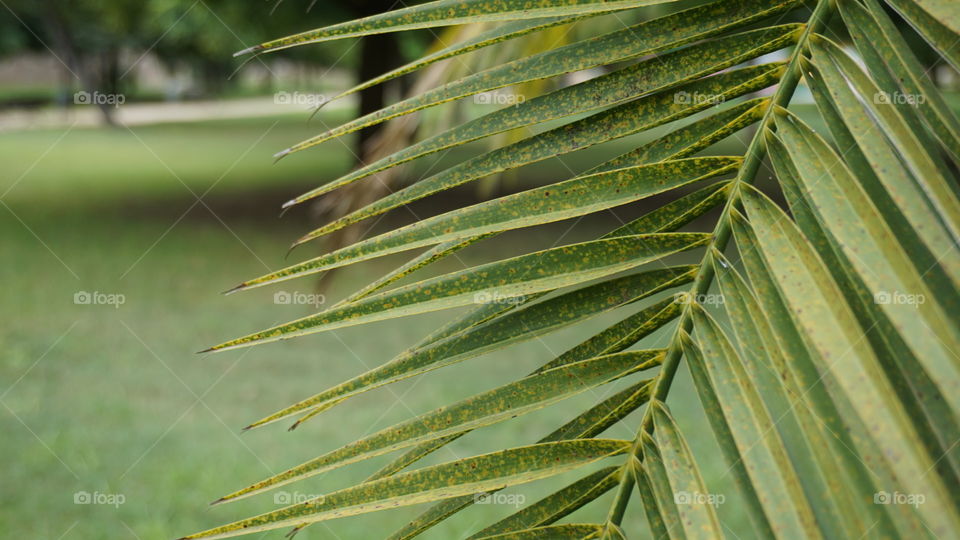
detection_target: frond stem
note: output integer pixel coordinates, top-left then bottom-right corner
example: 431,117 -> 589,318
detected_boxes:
606,0 -> 835,526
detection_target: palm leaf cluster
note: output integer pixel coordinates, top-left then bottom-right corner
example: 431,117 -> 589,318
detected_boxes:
184,0 -> 960,538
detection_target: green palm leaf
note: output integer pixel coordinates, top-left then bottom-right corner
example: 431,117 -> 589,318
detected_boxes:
235,0 -> 675,55
182,439 -> 630,539
466,466 -> 620,539
275,0 -> 797,161
216,350 -> 660,505
247,269 -> 690,432
273,24 -> 799,177
211,232 -> 708,349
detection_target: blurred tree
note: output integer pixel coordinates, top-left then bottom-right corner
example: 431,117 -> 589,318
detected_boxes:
4,0 -> 146,124
0,11 -> 32,56
1,0 -> 429,123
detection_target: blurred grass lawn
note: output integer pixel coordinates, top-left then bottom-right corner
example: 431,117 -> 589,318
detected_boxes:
1,107 -> 800,539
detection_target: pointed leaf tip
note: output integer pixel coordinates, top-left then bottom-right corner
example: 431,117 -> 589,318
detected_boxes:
291,233 -> 312,249
222,283 -> 246,296
233,45 -> 259,57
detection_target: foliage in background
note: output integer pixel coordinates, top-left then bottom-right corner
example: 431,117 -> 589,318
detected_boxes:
185,0 -> 960,538
0,1 -> 430,114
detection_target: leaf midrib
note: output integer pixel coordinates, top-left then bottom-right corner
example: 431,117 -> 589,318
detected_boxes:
604,0 -> 836,526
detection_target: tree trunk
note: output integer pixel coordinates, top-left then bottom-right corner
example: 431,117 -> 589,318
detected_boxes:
355,31 -> 401,160
308,1 -> 408,292
42,0 -> 117,125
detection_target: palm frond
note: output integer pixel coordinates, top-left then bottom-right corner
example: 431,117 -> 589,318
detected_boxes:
185,0 -> 960,538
